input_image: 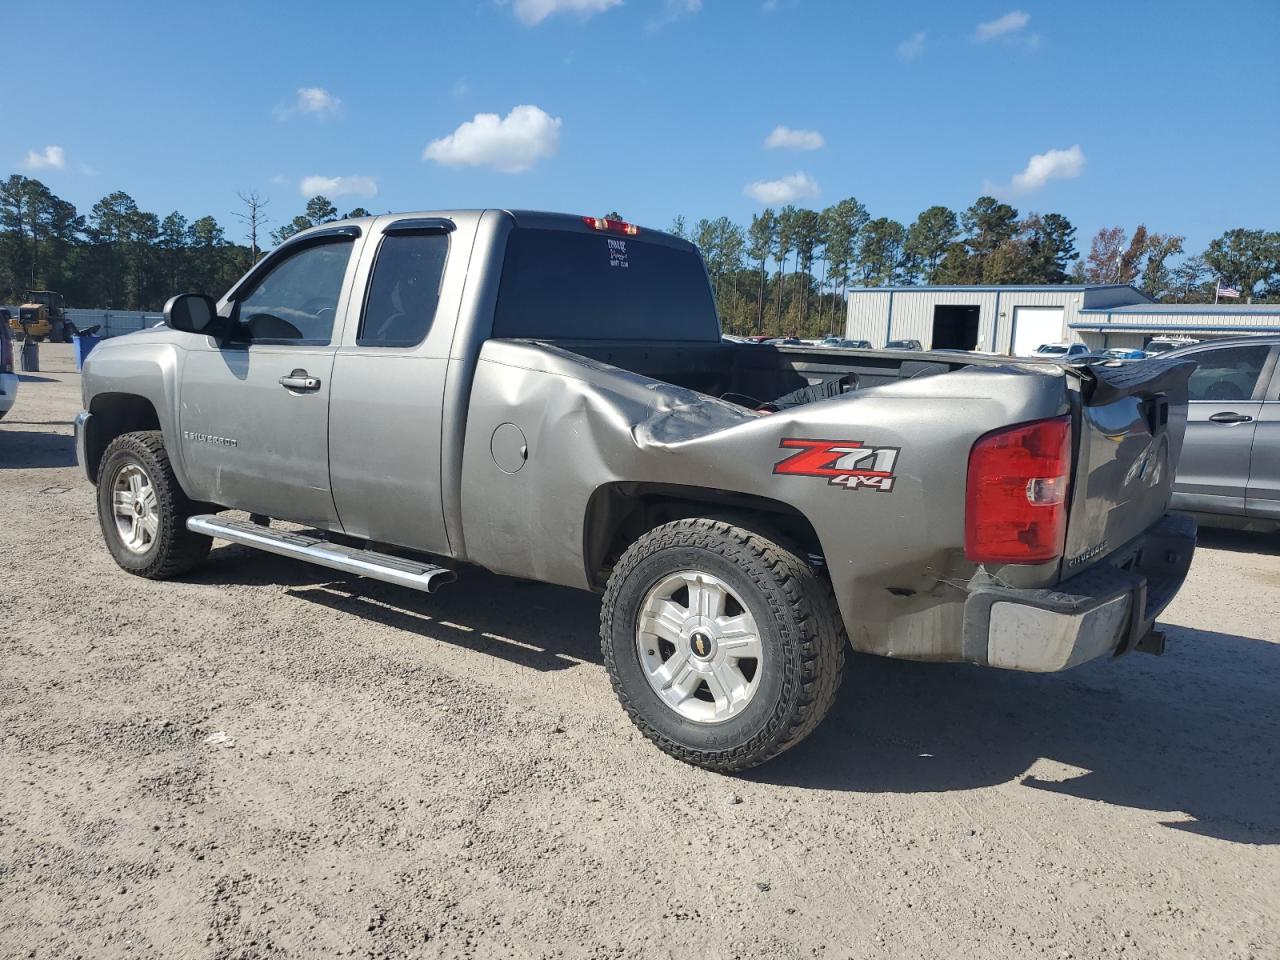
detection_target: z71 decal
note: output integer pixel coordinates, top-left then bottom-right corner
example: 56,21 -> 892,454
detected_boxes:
773,438 -> 900,492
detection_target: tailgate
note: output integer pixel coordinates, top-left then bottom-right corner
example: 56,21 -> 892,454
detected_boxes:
1061,358 -> 1195,575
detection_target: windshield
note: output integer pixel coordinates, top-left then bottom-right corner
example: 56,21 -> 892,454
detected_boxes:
1039,344 -> 1068,355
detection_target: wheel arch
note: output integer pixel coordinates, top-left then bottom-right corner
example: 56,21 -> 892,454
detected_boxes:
582,481 -> 824,590
84,393 -> 162,484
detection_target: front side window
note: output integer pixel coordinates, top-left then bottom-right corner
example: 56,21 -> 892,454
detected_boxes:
235,238 -> 355,345
358,232 -> 449,347
1186,345 -> 1270,402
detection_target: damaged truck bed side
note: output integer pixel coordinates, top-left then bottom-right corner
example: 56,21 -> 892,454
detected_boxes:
75,209 -> 1197,772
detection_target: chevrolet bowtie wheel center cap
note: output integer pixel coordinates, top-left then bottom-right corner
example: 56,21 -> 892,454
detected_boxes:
689,630 -> 716,660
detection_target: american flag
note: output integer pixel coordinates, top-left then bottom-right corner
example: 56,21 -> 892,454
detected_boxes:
1216,282 -> 1241,299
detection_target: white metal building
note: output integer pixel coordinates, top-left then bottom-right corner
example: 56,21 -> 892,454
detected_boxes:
1068,302 -> 1280,351
845,284 -> 1280,354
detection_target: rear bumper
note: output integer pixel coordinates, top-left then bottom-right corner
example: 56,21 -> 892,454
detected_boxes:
962,512 -> 1196,672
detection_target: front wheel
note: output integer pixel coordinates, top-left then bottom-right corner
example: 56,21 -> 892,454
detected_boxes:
96,430 -> 211,579
601,518 -> 846,772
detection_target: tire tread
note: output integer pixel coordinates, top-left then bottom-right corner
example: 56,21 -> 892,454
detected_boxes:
600,517 -> 845,772
97,430 -> 211,579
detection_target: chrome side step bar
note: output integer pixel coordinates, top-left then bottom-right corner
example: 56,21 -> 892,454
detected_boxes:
186,515 -> 456,594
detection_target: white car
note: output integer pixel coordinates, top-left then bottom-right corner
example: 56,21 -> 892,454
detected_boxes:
0,330 -> 17,421
1145,336 -> 1200,357
1029,342 -> 1090,360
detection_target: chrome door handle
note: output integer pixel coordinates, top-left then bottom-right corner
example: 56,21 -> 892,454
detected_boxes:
1208,412 -> 1253,424
279,369 -> 321,392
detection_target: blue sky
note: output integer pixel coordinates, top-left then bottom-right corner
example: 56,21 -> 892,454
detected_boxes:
8,0 -> 1279,254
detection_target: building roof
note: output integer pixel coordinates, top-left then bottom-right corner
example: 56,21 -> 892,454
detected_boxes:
1071,320 -> 1280,333
1079,303 -> 1280,316
850,284 -> 1145,294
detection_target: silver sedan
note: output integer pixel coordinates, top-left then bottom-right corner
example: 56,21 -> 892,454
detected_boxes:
1166,335 -> 1280,527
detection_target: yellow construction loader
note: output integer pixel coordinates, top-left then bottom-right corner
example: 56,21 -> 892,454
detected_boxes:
7,290 -> 71,342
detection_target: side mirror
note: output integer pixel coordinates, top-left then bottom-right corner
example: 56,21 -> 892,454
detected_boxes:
163,293 -> 220,335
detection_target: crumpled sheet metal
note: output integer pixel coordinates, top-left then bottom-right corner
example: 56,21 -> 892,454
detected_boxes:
458,340 -> 1069,660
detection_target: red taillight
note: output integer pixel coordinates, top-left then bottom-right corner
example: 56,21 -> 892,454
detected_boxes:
965,416 -> 1072,564
582,215 -> 640,236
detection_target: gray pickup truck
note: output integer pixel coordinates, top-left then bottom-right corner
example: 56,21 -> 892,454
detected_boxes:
75,210 -> 1197,771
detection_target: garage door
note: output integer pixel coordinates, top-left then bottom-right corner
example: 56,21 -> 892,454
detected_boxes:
1011,306 -> 1066,356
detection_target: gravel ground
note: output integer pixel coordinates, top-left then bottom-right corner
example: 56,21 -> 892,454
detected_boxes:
1,344 -> 1278,960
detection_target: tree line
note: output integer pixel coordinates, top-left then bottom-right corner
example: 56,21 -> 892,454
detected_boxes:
2,172 -> 1277,335
671,199 -> 1280,336
0,175 -> 369,312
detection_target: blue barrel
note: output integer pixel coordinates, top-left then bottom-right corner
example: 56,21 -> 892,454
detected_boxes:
73,333 -> 101,371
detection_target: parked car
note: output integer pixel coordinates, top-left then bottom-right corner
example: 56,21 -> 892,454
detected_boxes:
884,338 -> 923,351
1065,352 -> 1125,365
814,337 -> 872,349
0,325 -> 17,420
1104,348 -> 1146,360
1162,335 -> 1280,527
75,209 -> 1197,772
1029,342 -> 1090,360
1145,336 -> 1200,357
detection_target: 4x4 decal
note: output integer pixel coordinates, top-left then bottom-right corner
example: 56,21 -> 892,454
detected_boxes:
773,438 -> 900,492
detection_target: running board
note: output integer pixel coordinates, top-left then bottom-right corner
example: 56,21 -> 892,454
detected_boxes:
186,515 -> 456,594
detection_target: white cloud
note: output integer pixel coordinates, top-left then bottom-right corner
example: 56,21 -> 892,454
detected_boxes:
275,86 -> 343,120
452,79 -> 470,97
299,174 -> 378,198
975,10 -> 1030,42
897,31 -> 926,61
985,145 -> 1086,197
744,172 -> 820,205
764,125 -> 824,151
648,0 -> 701,31
512,0 -> 620,26
423,104 -> 562,174
23,145 -> 65,170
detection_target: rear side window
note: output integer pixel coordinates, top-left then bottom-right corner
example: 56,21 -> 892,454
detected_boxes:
358,232 -> 449,347
1186,345 -> 1270,402
492,228 -> 719,341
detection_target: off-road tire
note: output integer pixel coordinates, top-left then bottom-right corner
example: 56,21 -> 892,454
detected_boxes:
97,430 -> 211,578
601,517 -> 845,772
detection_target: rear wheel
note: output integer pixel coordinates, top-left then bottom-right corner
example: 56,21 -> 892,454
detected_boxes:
601,518 -> 845,772
96,431 -> 211,578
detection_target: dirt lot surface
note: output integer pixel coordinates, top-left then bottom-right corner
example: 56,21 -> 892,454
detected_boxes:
1,344 -> 1278,960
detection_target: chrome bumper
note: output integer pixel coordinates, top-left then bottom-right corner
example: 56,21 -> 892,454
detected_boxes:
74,410 -> 93,482
962,513 -> 1197,672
